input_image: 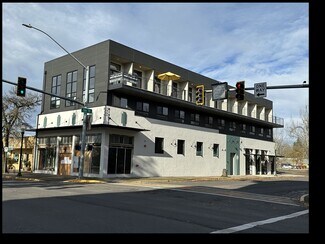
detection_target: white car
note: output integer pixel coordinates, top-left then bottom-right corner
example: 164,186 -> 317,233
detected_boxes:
282,164 -> 293,169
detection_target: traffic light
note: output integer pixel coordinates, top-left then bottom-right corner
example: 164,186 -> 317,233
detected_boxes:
235,81 -> 245,101
17,77 -> 27,97
196,85 -> 204,105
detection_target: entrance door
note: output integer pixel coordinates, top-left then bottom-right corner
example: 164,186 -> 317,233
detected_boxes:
108,147 -> 132,174
229,153 -> 235,175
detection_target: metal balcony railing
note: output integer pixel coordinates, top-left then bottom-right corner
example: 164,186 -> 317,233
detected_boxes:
272,116 -> 284,126
109,72 -> 140,87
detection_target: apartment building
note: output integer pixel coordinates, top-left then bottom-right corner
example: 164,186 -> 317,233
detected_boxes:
33,40 -> 283,178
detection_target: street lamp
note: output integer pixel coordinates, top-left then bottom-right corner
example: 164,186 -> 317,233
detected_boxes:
23,23 -> 89,178
17,124 -> 27,177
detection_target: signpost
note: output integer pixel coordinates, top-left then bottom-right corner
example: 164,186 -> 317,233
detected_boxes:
81,107 -> 92,114
254,82 -> 267,98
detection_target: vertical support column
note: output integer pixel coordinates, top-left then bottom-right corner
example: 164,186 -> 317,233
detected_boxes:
251,149 -> 256,175
146,70 -> 154,92
71,135 -> 76,175
100,130 -> 109,177
55,136 -> 61,175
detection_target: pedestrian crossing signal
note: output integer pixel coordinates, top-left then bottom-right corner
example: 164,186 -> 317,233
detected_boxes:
196,85 -> 204,105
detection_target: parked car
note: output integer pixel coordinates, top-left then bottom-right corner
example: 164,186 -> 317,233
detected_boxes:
281,163 -> 293,169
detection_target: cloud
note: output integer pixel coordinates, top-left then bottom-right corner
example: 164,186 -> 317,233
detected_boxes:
2,3 -> 308,137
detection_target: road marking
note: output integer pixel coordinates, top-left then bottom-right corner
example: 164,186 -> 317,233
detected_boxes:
211,209 -> 309,233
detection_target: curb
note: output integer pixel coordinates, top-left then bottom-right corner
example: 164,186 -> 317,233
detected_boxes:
300,194 -> 309,206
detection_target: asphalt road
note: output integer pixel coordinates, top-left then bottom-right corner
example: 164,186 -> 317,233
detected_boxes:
3,177 -> 309,234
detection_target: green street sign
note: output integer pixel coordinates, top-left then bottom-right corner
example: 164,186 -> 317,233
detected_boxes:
81,107 -> 92,114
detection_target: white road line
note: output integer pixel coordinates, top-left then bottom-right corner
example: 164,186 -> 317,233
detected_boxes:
211,209 -> 309,233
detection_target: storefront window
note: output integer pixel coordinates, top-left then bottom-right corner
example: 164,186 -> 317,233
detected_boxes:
37,137 -> 57,171
74,134 -> 101,174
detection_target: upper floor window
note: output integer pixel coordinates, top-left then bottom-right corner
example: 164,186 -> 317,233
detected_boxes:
113,95 -> 128,108
174,109 -> 185,123
66,71 -> 77,107
83,65 -> 95,103
136,101 -> 149,113
190,113 -> 200,125
110,62 -> 121,75
171,82 -> 178,98
250,125 -> 256,133
205,116 -> 213,127
188,87 -> 193,102
157,106 -> 168,116
50,75 -> 61,109
154,77 -> 161,93
217,118 -> 225,127
133,70 -> 142,88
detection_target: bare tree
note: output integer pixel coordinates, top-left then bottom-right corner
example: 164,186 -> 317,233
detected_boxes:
287,105 -> 309,163
2,87 -> 42,150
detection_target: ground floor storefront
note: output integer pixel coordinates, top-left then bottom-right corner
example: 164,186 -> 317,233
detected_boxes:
33,125 -> 276,178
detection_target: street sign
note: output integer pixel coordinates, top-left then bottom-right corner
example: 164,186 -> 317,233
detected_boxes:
211,82 -> 228,100
81,107 -> 92,114
254,82 -> 267,98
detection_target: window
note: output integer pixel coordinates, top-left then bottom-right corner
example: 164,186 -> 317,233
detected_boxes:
157,106 -> 168,116
110,62 -> 121,75
267,128 -> 272,137
83,65 -> 95,103
217,118 -> 225,127
154,77 -> 161,93
260,128 -> 264,134
66,71 -> 77,106
242,124 -> 246,131
205,116 -> 213,127
113,95 -> 128,108
174,109 -> 185,123
155,137 -> 164,154
177,140 -> 185,155
50,75 -> 61,109
213,144 -> 219,157
172,82 -> 178,98
196,142 -> 203,156
136,102 -> 149,112
188,87 -> 193,102
133,70 -> 142,88
190,113 -> 200,125
250,125 -> 256,133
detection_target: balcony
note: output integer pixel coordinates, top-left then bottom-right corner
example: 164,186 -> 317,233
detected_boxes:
109,72 -> 140,88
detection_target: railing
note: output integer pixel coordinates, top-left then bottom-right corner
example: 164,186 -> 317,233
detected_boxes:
109,72 -> 140,87
272,116 -> 284,126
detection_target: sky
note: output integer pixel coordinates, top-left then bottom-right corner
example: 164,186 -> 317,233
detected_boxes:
2,3 -> 309,140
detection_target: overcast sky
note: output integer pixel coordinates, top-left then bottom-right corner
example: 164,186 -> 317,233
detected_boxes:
2,3 -> 308,139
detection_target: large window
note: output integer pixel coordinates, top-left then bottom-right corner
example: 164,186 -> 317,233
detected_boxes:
50,75 -> 61,109
155,137 -> 164,154
110,62 -> 121,75
66,71 -> 77,107
108,134 -> 134,174
83,65 -> 95,103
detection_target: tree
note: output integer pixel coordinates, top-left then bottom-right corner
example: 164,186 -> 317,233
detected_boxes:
287,105 -> 309,163
2,87 -> 42,151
